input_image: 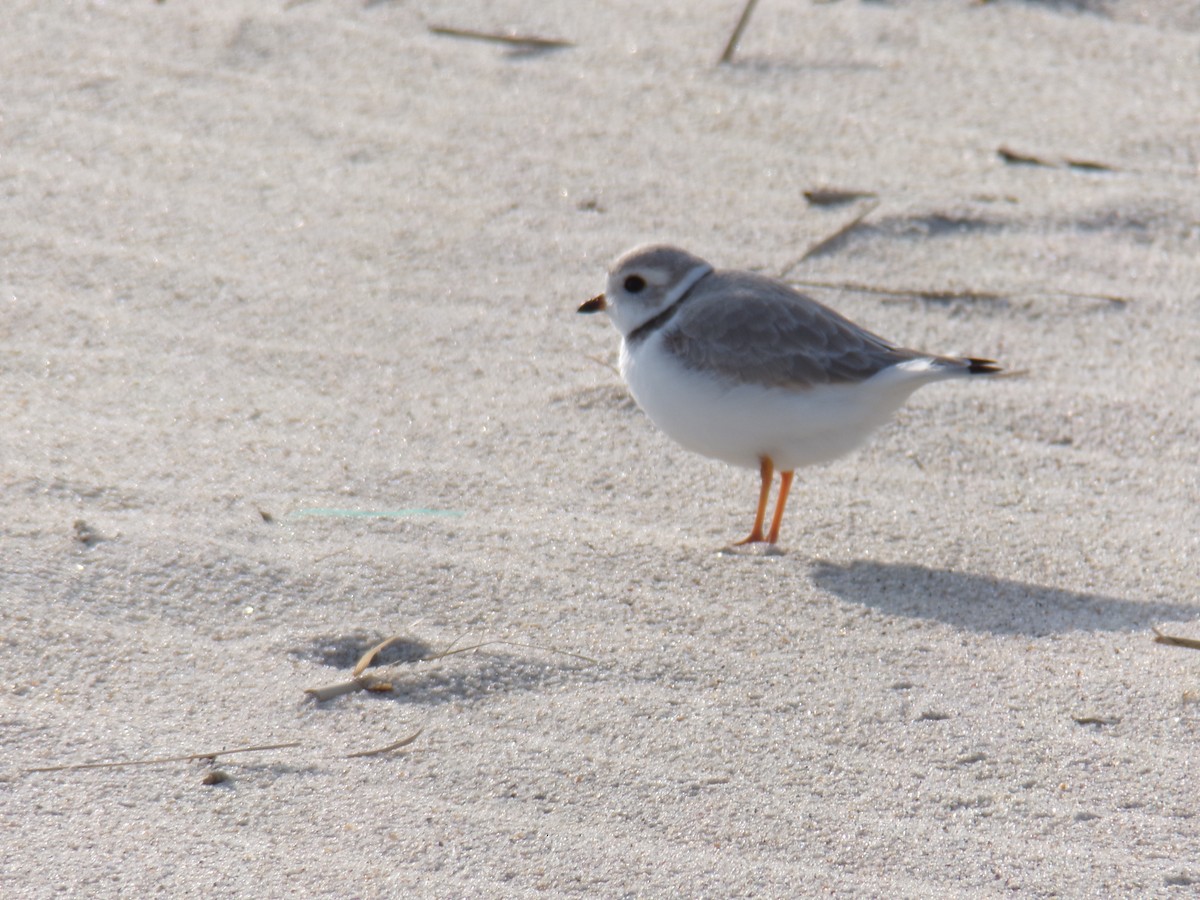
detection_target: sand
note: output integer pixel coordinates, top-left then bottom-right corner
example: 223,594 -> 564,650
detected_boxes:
4,0 -> 1199,895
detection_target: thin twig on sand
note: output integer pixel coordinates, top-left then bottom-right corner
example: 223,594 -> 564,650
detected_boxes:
782,199 -> 880,274
1153,627 -> 1200,651
305,634 -> 597,701
429,25 -> 573,52
786,277 -> 1130,307
27,742 -> 302,775
719,0 -> 760,64
803,188 -> 878,207
345,728 -> 425,759
998,145 -> 1117,172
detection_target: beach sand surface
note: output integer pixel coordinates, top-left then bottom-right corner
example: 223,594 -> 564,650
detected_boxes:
3,1 -> 1199,895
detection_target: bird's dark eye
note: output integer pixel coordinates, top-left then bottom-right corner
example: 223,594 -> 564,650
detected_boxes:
624,275 -> 646,294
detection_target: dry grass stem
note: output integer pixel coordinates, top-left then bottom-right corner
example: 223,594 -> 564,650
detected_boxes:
719,0 -> 760,64
353,634 -> 415,677
427,638 -> 598,665
584,353 -> 620,376
345,727 -> 425,758
304,674 -> 390,702
998,145 -> 1117,172
1153,627 -> 1200,651
27,742 -> 302,775
428,25 -> 573,51
305,633 -> 598,702
804,188 -> 879,207
787,278 -> 1131,307
784,199 -> 881,273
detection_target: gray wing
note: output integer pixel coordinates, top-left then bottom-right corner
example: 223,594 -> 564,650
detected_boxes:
662,271 -> 923,388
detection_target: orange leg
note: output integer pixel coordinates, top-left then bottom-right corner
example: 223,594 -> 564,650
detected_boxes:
766,470 -> 794,545
734,456 -> 774,545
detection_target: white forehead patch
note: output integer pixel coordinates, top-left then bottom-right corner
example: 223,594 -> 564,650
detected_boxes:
641,266 -> 676,288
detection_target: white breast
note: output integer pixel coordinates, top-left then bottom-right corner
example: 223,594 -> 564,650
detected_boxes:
619,333 -> 937,472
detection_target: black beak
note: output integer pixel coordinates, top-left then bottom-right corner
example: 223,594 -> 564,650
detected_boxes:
578,293 -> 607,314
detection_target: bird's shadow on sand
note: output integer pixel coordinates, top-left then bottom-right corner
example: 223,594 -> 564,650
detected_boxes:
811,560 -> 1198,636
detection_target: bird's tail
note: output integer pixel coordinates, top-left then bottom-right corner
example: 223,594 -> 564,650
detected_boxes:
964,357 -> 1002,375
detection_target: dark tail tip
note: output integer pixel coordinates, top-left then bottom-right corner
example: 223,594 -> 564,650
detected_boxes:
966,357 -> 1002,375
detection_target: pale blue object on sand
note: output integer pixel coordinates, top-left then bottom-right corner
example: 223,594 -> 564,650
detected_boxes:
288,508 -> 464,520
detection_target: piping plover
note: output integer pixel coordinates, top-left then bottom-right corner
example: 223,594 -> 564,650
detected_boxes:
578,244 -> 1001,546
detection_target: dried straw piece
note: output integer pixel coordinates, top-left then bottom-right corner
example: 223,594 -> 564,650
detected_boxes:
27,742 -> 302,775
1153,627 -> 1200,651
719,0 -> 761,64
786,277 -> 1130,307
428,25 -> 573,51
345,728 -> 425,759
353,635 -> 416,677
804,188 -> 878,208
304,674 -> 387,702
785,199 -> 880,271
305,634 -> 597,702
998,145 -> 1117,172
